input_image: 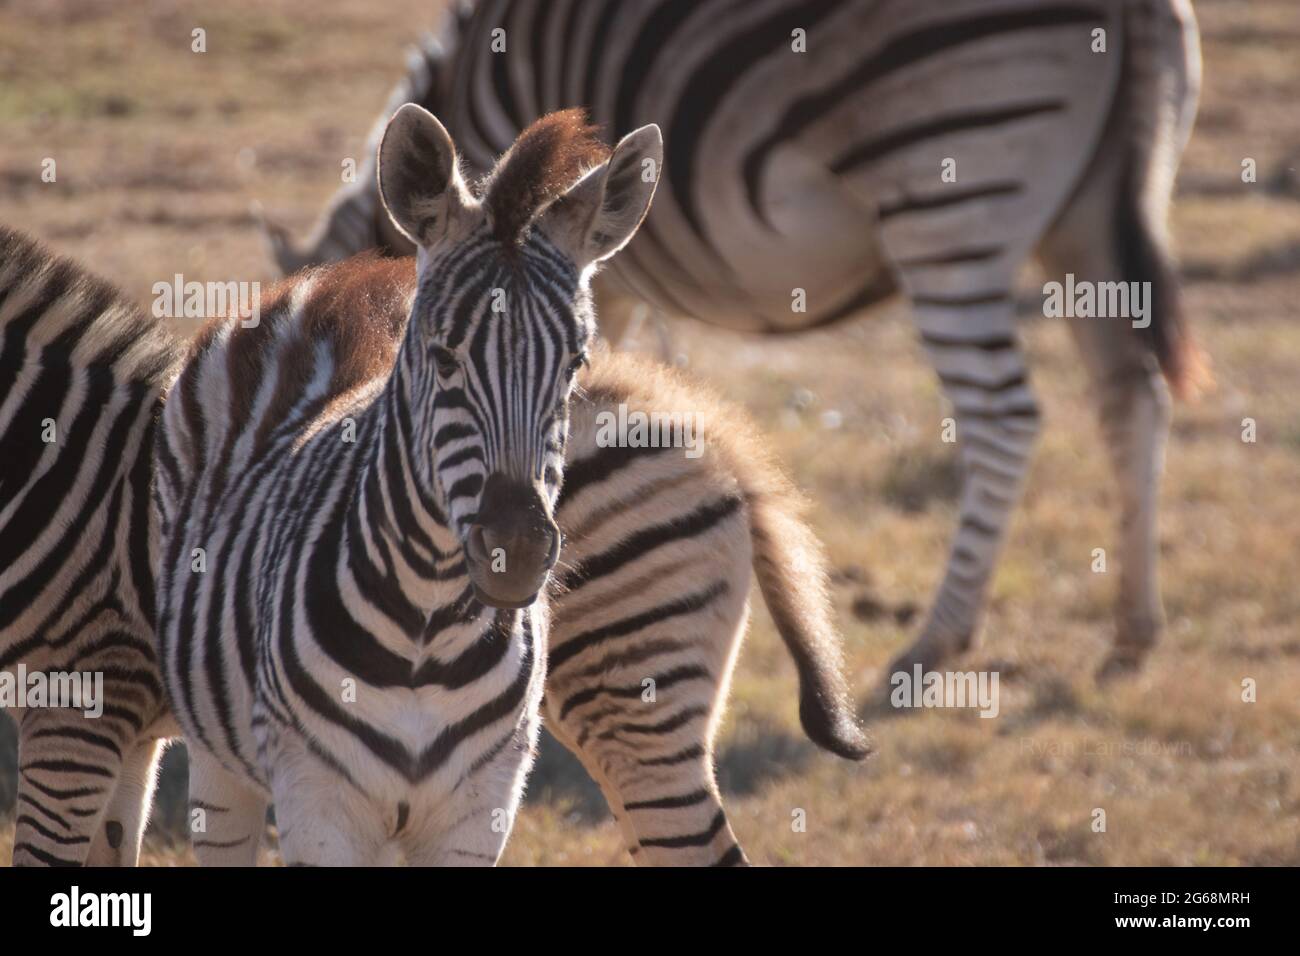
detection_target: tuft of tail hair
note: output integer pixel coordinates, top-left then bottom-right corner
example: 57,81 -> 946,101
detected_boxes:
745,476 -> 872,761
1117,0 -> 1210,399
1116,158 -> 1210,400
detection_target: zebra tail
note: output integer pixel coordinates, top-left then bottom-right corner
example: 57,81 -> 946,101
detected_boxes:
1117,0 -> 1209,399
743,472 -> 871,761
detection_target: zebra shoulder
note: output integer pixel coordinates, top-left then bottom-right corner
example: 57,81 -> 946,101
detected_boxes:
161,255 -> 417,476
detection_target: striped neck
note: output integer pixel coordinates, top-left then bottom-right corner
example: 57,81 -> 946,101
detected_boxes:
345,356 -> 469,635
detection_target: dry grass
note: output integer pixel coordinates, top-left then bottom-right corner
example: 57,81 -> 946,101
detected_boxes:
1,0 -> 1297,866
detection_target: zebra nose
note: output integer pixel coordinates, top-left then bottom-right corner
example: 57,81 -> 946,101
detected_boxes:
472,522 -> 560,573
464,475 -> 560,609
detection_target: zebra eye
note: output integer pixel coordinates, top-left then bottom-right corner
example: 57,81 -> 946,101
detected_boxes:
432,345 -> 459,379
565,354 -> 589,381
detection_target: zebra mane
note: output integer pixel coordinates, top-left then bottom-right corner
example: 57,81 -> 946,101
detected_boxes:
194,253 -> 415,440
479,108 -> 610,247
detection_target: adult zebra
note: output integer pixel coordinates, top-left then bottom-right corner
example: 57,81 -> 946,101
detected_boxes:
158,108 -> 867,866
264,0 -> 1205,681
0,226 -> 182,866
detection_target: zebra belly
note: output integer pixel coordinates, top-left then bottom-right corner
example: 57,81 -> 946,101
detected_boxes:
600,186 -> 896,335
0,362 -> 165,727
625,0 -> 1119,331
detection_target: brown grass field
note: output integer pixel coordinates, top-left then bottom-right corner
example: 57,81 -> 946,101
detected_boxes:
1,0 -> 1298,866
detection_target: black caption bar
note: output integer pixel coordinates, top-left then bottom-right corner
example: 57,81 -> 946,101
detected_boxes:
0,865 -> 1277,944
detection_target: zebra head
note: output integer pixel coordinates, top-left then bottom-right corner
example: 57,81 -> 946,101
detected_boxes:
378,104 -> 662,609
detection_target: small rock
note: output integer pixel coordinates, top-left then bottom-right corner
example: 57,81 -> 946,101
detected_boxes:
100,94 -> 133,117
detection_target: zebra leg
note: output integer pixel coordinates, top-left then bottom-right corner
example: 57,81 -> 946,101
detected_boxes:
1062,315 -> 1169,681
543,703 -> 748,867
547,416 -> 757,864
544,590 -> 752,866
266,745 -> 386,866
186,751 -> 267,866
1036,158 -> 1177,682
885,290 -> 1041,680
539,718 -> 645,860
10,706 -> 132,866
85,737 -> 164,866
595,299 -> 679,364
590,276 -> 679,361
403,799 -> 517,867
649,309 -> 678,365
403,716 -> 541,867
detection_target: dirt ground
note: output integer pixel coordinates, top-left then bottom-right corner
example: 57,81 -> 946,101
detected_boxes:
1,0 -> 1298,865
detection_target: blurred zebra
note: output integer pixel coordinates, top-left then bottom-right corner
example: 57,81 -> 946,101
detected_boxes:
161,108 -> 866,865
0,226 -> 181,866
265,0 -> 1205,681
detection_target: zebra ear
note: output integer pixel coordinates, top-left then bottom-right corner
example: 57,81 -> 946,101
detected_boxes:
540,123 -> 663,269
377,103 -> 468,247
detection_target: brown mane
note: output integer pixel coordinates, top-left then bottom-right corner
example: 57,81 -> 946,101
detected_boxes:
192,254 -> 415,453
482,108 -> 610,246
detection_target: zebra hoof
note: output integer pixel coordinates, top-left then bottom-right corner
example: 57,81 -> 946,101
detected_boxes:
1097,613 -> 1161,683
1095,644 -> 1154,684
868,634 -> 972,716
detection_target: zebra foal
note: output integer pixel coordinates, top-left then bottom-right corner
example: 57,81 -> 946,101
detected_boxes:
157,107 -> 866,866
267,0 -> 1206,681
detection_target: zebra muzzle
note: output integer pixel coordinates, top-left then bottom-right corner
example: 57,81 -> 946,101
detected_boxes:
464,474 -> 560,609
